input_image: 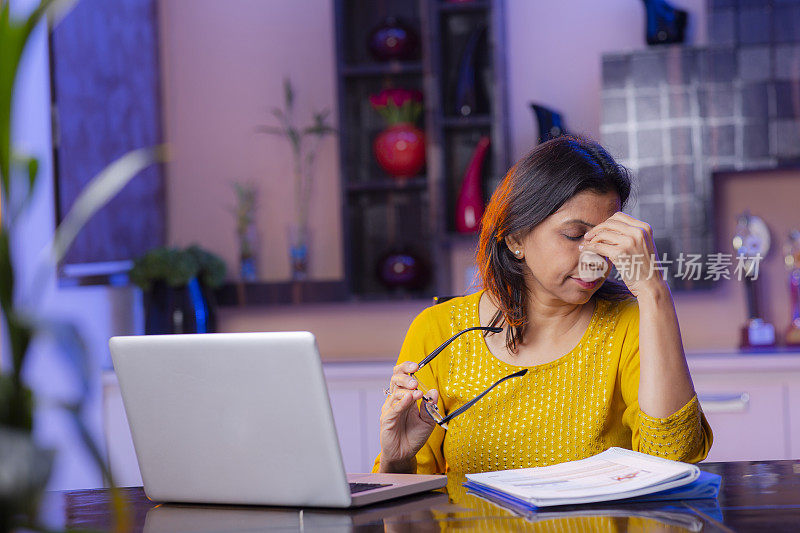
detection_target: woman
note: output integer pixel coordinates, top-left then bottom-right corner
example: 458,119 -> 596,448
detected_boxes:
374,135 -> 712,475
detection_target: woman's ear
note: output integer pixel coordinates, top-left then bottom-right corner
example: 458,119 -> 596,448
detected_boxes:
504,234 -> 524,259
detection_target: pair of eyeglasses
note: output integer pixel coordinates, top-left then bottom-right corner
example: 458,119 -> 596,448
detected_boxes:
412,326 -> 528,430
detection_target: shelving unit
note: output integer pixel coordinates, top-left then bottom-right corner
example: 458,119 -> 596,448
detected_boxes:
333,0 -> 509,300
423,0 -> 510,293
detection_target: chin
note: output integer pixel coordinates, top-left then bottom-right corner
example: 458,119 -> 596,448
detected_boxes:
573,292 -> 595,305
557,288 -> 593,305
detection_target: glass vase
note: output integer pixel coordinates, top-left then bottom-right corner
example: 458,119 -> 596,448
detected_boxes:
288,224 -> 311,281
238,222 -> 258,281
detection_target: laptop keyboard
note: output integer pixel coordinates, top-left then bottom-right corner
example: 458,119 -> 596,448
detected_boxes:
349,482 -> 391,494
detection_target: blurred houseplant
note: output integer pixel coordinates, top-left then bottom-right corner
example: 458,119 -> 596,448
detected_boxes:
257,78 -> 336,280
231,181 -> 258,281
129,245 -> 226,335
369,87 -> 425,179
0,0 -> 164,529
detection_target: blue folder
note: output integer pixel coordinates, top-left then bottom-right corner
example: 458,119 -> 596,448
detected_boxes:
463,470 -> 721,511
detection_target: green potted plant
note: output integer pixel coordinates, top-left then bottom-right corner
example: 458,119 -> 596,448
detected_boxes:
257,78 -> 336,280
129,245 -> 226,335
231,181 -> 258,281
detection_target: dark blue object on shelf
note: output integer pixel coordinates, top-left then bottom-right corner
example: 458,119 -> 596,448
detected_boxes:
642,0 -> 688,45
376,249 -> 429,290
144,279 -> 216,334
453,24 -> 488,117
530,103 -> 567,144
367,16 -> 420,61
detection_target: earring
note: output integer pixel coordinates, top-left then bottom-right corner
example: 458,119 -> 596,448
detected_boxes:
514,250 -> 522,257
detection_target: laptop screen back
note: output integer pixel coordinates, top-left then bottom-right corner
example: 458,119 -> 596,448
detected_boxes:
110,331 -> 352,506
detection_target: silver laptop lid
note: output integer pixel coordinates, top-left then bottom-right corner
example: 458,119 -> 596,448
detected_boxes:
109,332 -> 351,507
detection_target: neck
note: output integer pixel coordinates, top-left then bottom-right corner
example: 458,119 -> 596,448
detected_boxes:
520,283 -> 592,345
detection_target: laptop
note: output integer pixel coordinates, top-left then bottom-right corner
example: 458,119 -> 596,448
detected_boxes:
109,331 -> 446,507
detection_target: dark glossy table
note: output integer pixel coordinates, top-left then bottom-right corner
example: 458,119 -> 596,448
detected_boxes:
37,460 -> 800,532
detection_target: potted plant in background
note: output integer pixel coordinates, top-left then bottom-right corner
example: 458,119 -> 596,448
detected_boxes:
231,181 -> 258,281
0,1 -> 165,529
257,78 -> 336,281
369,87 -> 425,180
129,245 -> 226,335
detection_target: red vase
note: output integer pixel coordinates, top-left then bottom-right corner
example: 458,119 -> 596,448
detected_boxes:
373,123 -> 426,179
455,136 -> 491,233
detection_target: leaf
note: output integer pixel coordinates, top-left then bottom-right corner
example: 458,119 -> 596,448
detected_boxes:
29,315 -> 91,395
129,246 -> 198,290
0,0 -> 71,199
0,228 -> 13,311
286,128 -> 301,149
26,155 -> 37,191
270,107 -> 285,122
6,311 -> 34,394
302,124 -> 337,137
283,78 -> 294,110
62,401 -> 117,487
50,145 -> 166,263
0,374 -> 33,429
313,108 -> 331,123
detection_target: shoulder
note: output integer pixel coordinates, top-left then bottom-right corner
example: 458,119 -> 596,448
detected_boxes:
399,292 -> 482,365
406,291 -> 482,339
596,296 -> 641,365
597,295 -> 640,335
416,291 -> 482,323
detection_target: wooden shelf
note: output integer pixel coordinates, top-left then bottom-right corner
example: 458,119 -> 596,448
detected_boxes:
334,0 -> 508,300
215,280 -> 349,307
437,0 -> 490,14
345,177 -> 427,194
441,114 -> 492,128
346,289 -> 435,302
341,61 -> 423,78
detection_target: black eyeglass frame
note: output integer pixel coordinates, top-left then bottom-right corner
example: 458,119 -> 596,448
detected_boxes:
411,326 -> 528,429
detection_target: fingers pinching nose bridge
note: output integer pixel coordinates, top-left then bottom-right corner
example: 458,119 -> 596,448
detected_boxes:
578,251 -> 608,282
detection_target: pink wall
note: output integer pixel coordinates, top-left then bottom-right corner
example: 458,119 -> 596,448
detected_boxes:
222,162 -> 800,359
504,0 -> 706,159
159,0 -> 342,281
160,0 -> 706,283
220,167 -> 800,360
159,0 -> 791,360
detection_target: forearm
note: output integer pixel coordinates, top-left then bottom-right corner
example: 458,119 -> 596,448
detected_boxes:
636,282 -> 696,418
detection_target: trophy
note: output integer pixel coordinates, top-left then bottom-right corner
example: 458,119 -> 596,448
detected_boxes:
732,211 -> 775,349
784,230 -> 800,346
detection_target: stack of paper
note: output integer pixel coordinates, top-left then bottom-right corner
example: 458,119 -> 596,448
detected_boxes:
463,447 -> 721,509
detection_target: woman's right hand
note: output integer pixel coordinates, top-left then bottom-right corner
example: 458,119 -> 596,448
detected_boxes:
378,361 -> 439,473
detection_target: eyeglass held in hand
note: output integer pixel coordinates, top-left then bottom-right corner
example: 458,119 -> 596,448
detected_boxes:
407,326 -> 528,430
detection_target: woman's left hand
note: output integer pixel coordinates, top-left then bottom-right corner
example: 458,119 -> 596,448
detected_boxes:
579,211 -> 667,299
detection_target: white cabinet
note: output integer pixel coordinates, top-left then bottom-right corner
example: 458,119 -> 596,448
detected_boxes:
103,354 -> 800,487
688,353 -> 800,462
788,382 -> 800,459
694,382 -> 787,461
322,362 -> 394,473
102,374 -> 142,487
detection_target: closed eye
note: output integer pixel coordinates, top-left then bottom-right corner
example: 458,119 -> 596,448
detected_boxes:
563,234 -> 584,241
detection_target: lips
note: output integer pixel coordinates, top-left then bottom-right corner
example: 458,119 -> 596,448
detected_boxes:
570,277 -> 600,289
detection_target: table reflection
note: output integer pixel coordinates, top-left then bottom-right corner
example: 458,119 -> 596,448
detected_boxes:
49,461 -> 800,532
418,473 -> 718,533
56,471 -> 732,533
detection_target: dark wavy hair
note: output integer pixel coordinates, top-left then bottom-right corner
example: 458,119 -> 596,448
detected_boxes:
476,135 -> 635,353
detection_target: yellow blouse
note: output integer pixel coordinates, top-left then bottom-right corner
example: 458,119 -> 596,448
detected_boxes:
372,290 -> 712,474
